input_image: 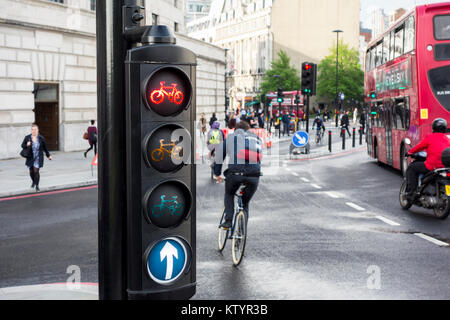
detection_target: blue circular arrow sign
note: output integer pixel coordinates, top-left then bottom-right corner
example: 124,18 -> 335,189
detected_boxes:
146,237 -> 189,285
292,131 -> 309,148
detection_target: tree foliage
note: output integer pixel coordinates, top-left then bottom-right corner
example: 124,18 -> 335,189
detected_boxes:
317,42 -> 364,106
260,50 -> 301,97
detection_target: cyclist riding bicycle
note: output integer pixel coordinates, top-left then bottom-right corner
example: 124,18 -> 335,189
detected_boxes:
312,116 -> 326,137
213,121 -> 263,229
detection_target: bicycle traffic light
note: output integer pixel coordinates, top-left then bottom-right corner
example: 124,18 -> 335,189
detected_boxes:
301,62 -> 317,96
125,26 -> 196,300
277,87 -> 283,103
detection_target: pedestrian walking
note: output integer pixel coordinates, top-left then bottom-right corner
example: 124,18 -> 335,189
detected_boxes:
340,111 -> 351,138
207,121 -> 224,158
198,113 -> 207,139
21,123 -> 52,192
353,107 -> 358,125
209,113 -> 218,128
84,120 -> 98,158
282,112 -> 291,136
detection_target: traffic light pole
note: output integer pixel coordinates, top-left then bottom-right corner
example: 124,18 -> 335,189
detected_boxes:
306,94 -> 310,134
97,0 -> 143,300
278,101 -> 282,139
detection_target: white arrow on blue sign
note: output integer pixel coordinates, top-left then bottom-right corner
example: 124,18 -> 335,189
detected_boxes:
340,93 -> 345,100
292,131 -> 309,148
147,237 -> 189,285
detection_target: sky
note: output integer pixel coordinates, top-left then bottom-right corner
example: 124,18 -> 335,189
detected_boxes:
360,0 -> 446,28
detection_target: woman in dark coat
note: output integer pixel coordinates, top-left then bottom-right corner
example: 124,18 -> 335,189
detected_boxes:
21,123 -> 52,192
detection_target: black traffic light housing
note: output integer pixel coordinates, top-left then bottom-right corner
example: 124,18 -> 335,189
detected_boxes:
277,87 -> 283,103
301,62 -> 317,96
125,25 -> 197,300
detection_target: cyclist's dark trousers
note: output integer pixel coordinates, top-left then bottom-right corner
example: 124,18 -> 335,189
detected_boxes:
224,174 -> 260,222
283,123 -> 290,136
406,161 -> 430,194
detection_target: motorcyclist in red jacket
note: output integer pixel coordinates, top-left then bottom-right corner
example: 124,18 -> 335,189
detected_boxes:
406,118 -> 450,201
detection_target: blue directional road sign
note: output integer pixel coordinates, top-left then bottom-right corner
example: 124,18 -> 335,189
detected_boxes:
340,93 -> 345,101
292,131 -> 309,148
146,237 -> 189,285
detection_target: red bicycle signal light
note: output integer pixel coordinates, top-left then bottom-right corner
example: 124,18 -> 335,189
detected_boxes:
144,66 -> 192,117
150,81 -> 184,105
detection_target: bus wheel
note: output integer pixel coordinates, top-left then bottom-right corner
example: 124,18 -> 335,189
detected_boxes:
400,145 -> 408,177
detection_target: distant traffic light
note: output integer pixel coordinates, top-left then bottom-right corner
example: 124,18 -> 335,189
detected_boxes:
295,94 -> 300,105
277,87 -> 283,103
301,62 -> 317,96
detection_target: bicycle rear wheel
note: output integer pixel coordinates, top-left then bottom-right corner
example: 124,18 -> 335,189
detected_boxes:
218,209 -> 229,252
231,211 -> 247,266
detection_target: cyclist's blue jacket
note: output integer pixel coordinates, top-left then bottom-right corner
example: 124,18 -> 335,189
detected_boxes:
214,129 -> 262,176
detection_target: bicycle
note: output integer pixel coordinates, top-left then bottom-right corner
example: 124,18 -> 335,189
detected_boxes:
150,81 -> 184,105
151,195 -> 184,218
314,127 -> 324,144
151,139 -> 183,163
218,184 -> 248,266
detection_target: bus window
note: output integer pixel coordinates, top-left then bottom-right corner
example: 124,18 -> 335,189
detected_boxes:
376,42 -> 383,67
434,15 -> 450,40
389,30 -> 395,61
393,97 -> 410,130
404,16 -> 415,53
383,34 -> 390,64
366,50 -> 371,71
378,102 -> 385,128
394,25 -> 405,58
371,103 -> 376,127
370,47 -> 376,70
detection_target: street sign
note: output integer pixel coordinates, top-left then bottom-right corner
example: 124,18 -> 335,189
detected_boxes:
340,93 -> 345,101
292,131 -> 309,148
146,237 -> 191,285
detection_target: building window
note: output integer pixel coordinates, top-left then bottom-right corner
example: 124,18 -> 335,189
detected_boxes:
47,0 -> 64,3
90,0 -> 96,11
174,0 -> 178,8
174,22 -> 179,32
152,13 -> 159,25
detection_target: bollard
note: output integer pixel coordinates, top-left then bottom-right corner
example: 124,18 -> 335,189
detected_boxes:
359,126 -> 363,145
329,130 -> 332,153
342,128 -> 346,150
352,128 -> 356,148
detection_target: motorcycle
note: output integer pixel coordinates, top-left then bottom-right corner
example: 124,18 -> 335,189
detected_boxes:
399,139 -> 450,220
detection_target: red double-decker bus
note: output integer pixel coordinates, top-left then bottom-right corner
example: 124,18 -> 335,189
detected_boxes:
365,2 -> 450,175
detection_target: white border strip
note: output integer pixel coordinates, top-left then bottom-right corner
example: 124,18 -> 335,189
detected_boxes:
414,233 -> 449,247
346,202 -> 366,211
311,184 -> 322,190
301,178 -> 310,182
375,216 -> 400,226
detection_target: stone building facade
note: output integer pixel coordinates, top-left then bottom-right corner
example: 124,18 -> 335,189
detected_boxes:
0,0 -> 225,159
187,0 -> 360,111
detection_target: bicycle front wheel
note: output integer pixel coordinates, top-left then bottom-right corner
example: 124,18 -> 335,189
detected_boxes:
218,209 -> 229,252
231,211 -> 247,266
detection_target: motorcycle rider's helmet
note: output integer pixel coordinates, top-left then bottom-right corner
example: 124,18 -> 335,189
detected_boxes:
432,118 -> 448,133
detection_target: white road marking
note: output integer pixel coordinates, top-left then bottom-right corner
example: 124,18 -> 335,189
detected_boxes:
311,184 -> 322,190
301,178 -> 310,182
345,202 -> 366,211
292,172 -> 299,177
375,216 -> 400,226
325,192 -> 341,199
414,233 -> 449,247
286,167 -> 292,171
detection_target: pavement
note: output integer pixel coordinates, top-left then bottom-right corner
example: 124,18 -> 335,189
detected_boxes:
0,151 -> 98,199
